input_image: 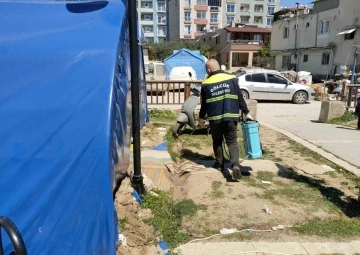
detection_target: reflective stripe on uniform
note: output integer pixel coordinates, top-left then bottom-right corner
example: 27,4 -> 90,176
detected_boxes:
206,94 -> 238,103
208,113 -> 240,121
202,73 -> 236,85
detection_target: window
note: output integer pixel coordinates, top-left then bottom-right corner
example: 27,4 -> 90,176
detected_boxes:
196,25 -> 206,32
227,4 -> 235,13
184,0 -> 191,8
319,20 -> 330,34
226,32 -> 231,42
254,34 -> 262,42
158,26 -> 166,36
345,31 -> 355,40
197,11 -> 206,20
142,26 -> 153,33
283,27 -> 289,38
306,22 -> 310,27
322,53 -> 330,65
196,0 -> 207,5
268,7 -> 275,14
158,15 -> 166,24
184,11 -> 191,21
184,25 -> 191,35
267,74 -> 288,84
226,16 -> 235,25
303,54 -> 308,62
245,75 -> 252,82
146,37 -> 154,43
251,73 -> 266,83
157,2 -> 166,12
141,1 -> 152,8
210,26 -> 218,31
210,13 -> 218,23
282,56 -> 291,68
267,17 -> 274,26
141,14 -> 153,21
215,35 -> 220,44
268,0 -> 275,3
208,0 -> 221,6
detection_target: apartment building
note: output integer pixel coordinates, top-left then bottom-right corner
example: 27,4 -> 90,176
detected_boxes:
271,0 -> 360,77
196,24 -> 271,71
223,0 -> 280,28
137,0 -> 167,43
168,0 -> 279,41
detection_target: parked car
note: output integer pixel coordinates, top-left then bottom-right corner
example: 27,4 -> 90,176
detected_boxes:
238,72 -> 315,104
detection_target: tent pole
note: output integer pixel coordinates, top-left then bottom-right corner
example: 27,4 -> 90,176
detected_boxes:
128,0 -> 145,195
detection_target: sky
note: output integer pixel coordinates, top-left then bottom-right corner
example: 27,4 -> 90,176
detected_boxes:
280,0 -> 313,8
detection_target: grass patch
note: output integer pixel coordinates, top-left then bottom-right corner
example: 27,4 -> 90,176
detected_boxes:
243,176 -> 268,189
256,171 -> 275,181
166,128 -> 178,161
211,181 -> 225,198
295,218 -> 360,238
328,110 -> 358,125
119,217 -> 129,230
221,232 -> 254,241
142,190 -> 207,249
149,109 -> 177,121
187,142 -> 201,149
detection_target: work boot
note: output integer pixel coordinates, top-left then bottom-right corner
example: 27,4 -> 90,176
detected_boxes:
213,162 -> 224,172
232,165 -> 242,180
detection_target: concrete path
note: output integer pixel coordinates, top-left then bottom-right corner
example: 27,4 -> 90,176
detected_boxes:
257,101 -> 360,168
178,241 -> 360,255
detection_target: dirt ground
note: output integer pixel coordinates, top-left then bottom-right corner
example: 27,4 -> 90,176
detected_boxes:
115,120 -> 360,254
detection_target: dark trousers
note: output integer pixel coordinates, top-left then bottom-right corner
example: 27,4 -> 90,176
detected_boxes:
358,115 -> 360,129
210,121 -> 239,168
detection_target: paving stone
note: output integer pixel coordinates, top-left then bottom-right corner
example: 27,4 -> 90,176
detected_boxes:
240,160 -> 290,174
252,242 -> 308,255
295,162 -> 333,175
178,242 -> 255,255
350,241 -> 360,253
301,242 -> 357,255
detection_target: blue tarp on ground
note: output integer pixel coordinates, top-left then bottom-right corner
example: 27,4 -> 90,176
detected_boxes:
164,48 -> 207,79
0,1 -> 148,254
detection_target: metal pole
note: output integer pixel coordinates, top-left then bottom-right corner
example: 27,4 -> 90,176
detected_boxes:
128,0 -> 145,195
294,3 -> 299,72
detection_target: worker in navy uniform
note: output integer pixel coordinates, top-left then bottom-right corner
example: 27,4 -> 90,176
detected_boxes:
198,59 -> 253,180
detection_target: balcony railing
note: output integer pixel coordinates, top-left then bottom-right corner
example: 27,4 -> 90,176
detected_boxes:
239,20 -> 250,24
231,40 -> 263,45
254,9 -> 263,12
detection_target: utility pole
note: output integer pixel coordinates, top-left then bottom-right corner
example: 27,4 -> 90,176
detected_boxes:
294,3 -> 299,72
128,0 -> 145,195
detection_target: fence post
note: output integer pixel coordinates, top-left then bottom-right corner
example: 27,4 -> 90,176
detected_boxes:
347,85 -> 353,107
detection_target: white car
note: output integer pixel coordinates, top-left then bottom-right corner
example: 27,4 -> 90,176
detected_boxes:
237,72 -> 315,104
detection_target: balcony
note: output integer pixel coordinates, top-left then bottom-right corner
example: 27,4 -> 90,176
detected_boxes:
229,40 -> 264,51
157,7 -> 166,12
184,18 -> 192,24
194,5 -> 208,11
194,19 -> 208,25
254,9 -> 263,13
194,32 -> 204,37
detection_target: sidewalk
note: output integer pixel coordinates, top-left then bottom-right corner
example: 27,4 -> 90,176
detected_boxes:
178,241 -> 360,255
257,101 -> 360,169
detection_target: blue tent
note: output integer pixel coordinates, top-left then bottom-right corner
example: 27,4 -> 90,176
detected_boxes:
164,48 -> 207,80
0,1 -> 148,254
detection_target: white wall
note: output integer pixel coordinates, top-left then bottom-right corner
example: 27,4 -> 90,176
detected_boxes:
271,0 -> 360,75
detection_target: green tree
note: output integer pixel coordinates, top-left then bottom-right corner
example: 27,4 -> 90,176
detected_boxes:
148,40 -> 217,61
253,44 -> 275,68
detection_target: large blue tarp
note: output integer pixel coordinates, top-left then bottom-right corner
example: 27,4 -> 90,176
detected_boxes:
0,1 -> 148,254
164,48 -> 207,80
